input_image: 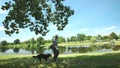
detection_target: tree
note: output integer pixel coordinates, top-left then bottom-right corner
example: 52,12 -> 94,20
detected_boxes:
110,32 -> 118,40
85,35 -> 92,40
1,40 -> 7,46
36,36 -> 44,46
1,0 -> 74,36
70,36 -> 77,42
14,39 -> 20,44
67,37 -> 71,42
103,35 -> 110,42
97,34 -> 102,40
90,36 -> 96,44
118,34 -> 120,39
31,38 -> 35,46
58,36 -> 65,43
44,40 -> 51,43
77,34 -> 86,42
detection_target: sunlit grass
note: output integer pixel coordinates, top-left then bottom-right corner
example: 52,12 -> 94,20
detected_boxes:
0,54 -> 32,60
58,41 -> 120,46
59,50 -> 120,57
0,51 -> 120,59
59,41 -> 93,46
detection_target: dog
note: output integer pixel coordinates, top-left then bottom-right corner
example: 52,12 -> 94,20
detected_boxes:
33,53 -> 51,61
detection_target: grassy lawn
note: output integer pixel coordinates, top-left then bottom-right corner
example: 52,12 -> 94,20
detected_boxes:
0,51 -> 120,68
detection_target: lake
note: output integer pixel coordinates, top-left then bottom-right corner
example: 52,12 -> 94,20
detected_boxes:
0,44 -> 120,55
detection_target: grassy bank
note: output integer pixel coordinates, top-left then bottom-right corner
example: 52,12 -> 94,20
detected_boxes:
0,51 -> 120,68
56,41 -> 120,46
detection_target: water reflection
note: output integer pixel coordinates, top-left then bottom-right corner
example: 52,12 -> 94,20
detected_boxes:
0,48 -> 37,54
0,47 -> 8,53
13,47 -> 20,53
62,44 -> 120,54
112,45 -> 120,51
63,45 -> 90,54
0,44 -> 120,55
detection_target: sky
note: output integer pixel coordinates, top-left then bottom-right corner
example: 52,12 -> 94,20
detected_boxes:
0,0 -> 120,42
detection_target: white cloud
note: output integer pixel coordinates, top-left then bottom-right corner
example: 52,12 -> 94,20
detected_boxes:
104,26 -> 116,30
0,26 -> 5,31
79,28 -> 88,31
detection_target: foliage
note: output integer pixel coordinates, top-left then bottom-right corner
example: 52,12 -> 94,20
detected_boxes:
31,38 -> 35,44
1,32 -> 120,45
70,36 -> 77,42
13,47 -> 20,53
77,34 -> 86,42
118,35 -> 120,39
1,0 -> 74,36
0,40 -> 7,46
90,36 -> 96,44
14,39 -> 20,44
103,35 -> 110,41
44,40 -> 51,43
58,36 -> 66,43
97,34 -> 102,40
66,37 -> 71,42
36,36 -> 45,46
110,32 -> 119,40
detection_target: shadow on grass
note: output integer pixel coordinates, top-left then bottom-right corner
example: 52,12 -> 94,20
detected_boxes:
62,53 -> 120,68
0,53 -> 120,68
0,56 -> 69,68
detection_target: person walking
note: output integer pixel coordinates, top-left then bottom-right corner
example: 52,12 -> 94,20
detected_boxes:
50,34 -> 59,62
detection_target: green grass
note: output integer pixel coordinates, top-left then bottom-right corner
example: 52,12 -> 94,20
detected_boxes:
59,41 -> 96,46
0,51 -> 120,68
57,41 -> 120,46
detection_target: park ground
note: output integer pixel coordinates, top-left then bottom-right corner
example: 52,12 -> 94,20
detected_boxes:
0,51 -> 120,68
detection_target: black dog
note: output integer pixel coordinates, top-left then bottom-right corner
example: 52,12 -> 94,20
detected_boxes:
33,54 -> 51,61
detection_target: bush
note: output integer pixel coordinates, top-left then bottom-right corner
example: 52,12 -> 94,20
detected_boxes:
1,40 -> 7,46
14,39 -> 20,44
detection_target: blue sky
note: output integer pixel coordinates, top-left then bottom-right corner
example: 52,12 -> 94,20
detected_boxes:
0,0 -> 120,42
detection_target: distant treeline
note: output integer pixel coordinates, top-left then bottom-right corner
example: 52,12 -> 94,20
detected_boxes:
0,32 -> 120,46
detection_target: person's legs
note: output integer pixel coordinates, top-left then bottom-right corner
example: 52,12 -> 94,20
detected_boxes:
53,49 -> 59,62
